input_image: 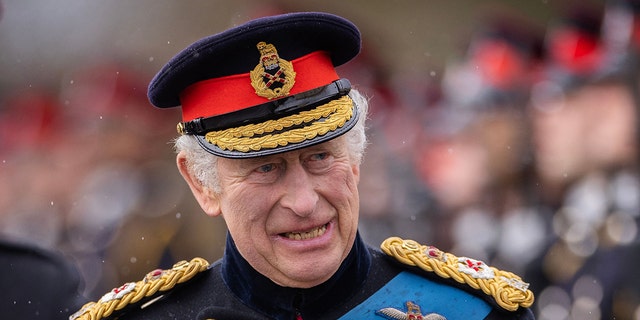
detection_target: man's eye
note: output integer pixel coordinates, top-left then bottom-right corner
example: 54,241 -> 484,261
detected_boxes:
310,152 -> 330,161
256,163 -> 276,173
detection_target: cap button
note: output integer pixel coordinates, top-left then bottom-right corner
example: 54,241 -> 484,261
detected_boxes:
177,122 -> 186,135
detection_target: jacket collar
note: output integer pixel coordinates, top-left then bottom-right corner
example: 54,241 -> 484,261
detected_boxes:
221,233 -> 371,319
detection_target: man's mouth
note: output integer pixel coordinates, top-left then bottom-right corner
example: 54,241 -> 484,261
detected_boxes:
282,224 -> 328,240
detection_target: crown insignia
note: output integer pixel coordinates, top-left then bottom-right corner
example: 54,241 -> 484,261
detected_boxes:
250,41 -> 296,99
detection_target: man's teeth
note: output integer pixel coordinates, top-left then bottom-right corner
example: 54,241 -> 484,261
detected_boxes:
284,224 -> 327,240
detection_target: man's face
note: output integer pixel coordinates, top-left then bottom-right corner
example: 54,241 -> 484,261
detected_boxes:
529,91 -> 587,185
212,137 -> 360,288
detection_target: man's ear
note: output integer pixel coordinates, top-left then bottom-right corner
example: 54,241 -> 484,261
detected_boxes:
352,162 -> 360,184
176,151 -> 222,217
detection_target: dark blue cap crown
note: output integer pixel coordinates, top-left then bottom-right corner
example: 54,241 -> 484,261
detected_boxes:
148,12 -> 361,109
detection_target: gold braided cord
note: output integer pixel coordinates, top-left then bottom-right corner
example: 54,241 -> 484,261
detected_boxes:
380,237 -> 534,312
70,257 -> 210,320
204,95 -> 354,152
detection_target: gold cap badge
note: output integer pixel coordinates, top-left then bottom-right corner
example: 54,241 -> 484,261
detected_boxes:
250,42 -> 296,99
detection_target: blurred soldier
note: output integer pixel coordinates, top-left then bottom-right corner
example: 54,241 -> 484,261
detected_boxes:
0,238 -> 86,319
414,14 -> 546,274
525,3 -> 640,319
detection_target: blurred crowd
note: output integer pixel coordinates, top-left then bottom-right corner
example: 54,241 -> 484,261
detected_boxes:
0,60 -> 229,299
353,1 -> 640,319
2,1 -> 640,319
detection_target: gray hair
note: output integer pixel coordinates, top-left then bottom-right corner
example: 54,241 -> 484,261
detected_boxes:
174,89 -> 369,192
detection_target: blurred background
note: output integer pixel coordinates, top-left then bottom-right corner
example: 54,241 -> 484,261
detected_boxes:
3,0 -> 640,319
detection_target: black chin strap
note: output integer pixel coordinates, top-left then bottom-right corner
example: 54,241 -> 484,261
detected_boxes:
178,78 -> 352,135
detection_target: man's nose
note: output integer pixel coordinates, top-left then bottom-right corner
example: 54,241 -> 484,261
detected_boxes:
279,163 -> 319,217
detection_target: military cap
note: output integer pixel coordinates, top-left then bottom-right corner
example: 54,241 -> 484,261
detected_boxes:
541,6 -> 605,90
443,15 -> 543,110
148,12 -> 361,158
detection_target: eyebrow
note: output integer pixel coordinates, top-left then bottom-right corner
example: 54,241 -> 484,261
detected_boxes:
233,156 -> 275,169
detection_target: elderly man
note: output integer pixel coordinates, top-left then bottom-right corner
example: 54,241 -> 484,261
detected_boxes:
71,12 -> 534,320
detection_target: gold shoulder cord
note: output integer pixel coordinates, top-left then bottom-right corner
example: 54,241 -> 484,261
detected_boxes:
70,257 -> 210,320
380,237 -> 534,312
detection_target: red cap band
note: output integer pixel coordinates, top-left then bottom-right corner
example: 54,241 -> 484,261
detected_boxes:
550,28 -> 602,75
179,51 -> 339,122
472,40 -> 526,89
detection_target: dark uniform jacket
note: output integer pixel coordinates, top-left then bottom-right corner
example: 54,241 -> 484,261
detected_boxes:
1,239 -> 87,319
72,234 -> 534,319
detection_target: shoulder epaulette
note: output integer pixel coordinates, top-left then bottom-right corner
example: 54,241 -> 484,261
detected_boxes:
69,257 -> 210,320
380,237 -> 534,312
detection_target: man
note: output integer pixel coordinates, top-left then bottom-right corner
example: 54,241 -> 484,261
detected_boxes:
525,3 -> 640,318
71,12 -> 534,319
1,238 -> 86,319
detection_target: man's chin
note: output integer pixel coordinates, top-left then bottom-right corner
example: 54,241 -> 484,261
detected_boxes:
276,257 -> 343,288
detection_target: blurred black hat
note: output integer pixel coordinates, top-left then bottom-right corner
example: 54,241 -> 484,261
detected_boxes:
539,6 -> 606,91
1,239 -> 86,319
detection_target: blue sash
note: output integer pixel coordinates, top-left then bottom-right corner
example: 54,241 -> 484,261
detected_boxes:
339,271 -> 491,319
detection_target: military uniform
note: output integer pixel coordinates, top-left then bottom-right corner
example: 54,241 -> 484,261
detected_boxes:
71,234 -> 533,319
522,3 -> 640,318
